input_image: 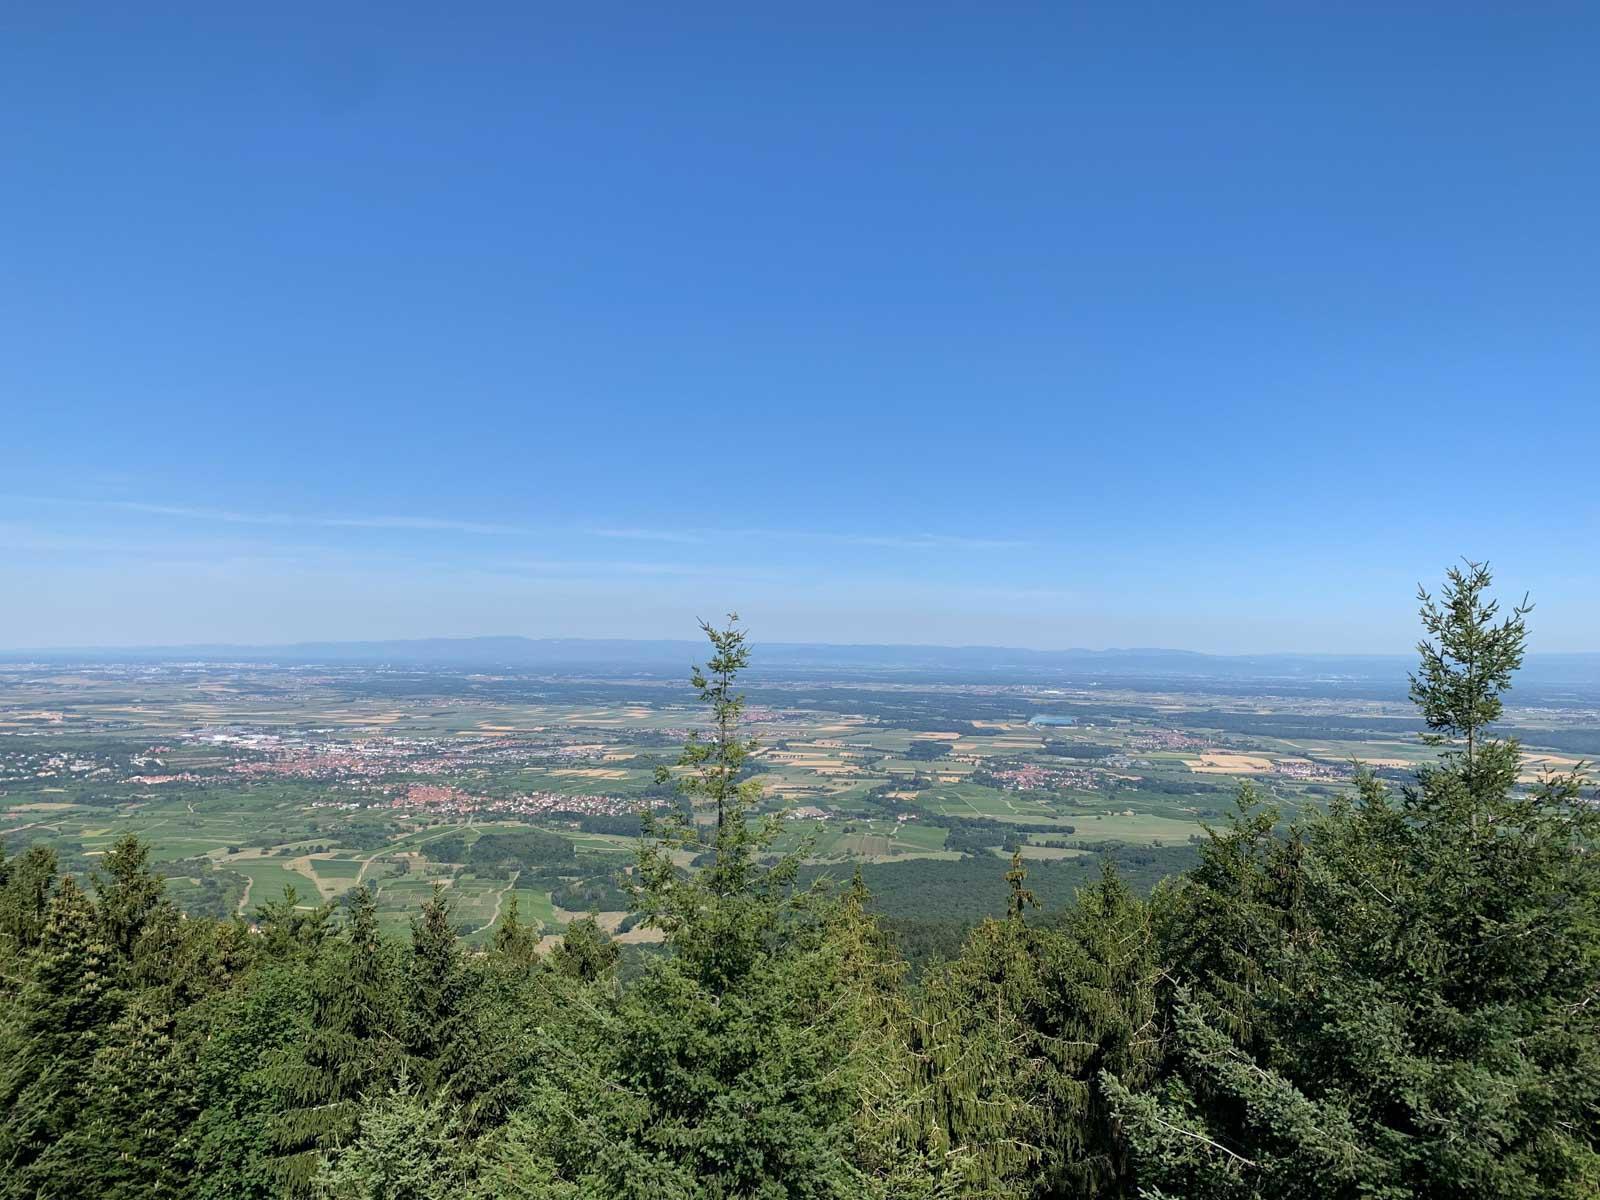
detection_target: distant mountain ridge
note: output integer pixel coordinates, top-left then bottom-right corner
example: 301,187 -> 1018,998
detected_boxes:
4,635 -> 1599,687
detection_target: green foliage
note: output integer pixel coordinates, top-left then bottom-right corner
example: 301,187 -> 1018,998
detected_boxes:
2,569 -> 1596,1200
497,616 -> 882,1197
897,856 -> 1164,1197
94,833 -> 171,963
546,912 -> 619,983
314,1080 -> 478,1200
1410,559 -> 1530,761
426,828 -> 574,875
0,843 -> 58,959
633,616 -> 814,995
490,891 -> 541,967
0,876 -> 121,1195
254,884 -> 335,960
260,885 -> 404,1194
904,739 -> 955,761
1114,562 -> 1600,1200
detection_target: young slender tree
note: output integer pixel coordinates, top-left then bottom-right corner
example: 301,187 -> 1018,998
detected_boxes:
503,616 -> 877,1197
1410,559 -> 1530,771
632,614 -> 802,994
489,892 -> 540,968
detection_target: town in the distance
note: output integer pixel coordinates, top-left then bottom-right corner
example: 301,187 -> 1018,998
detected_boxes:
5,640 -> 1597,959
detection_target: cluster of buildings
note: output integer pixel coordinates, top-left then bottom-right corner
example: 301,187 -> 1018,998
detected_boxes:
373,785 -> 657,820
1127,729 -> 1209,751
0,748 -> 114,783
1272,759 -> 1346,781
189,727 -> 621,783
984,763 -> 1102,792
483,791 -> 663,819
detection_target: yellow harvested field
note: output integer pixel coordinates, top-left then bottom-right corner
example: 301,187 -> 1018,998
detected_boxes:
916,731 -> 962,740
772,756 -> 843,768
613,925 -> 667,946
556,908 -> 666,947
953,738 -> 1037,753
552,767 -> 629,779
1187,753 -> 1275,774
1522,751 -> 1584,768
1519,751 -> 1587,782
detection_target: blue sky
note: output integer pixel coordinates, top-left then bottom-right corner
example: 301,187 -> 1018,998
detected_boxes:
4,3 -> 1597,652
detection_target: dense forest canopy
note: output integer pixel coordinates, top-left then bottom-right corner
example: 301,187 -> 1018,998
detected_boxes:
1,563 -> 1596,1198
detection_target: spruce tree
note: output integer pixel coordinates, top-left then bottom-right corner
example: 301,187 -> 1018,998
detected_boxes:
77,989 -> 197,1200
0,876 -> 121,1196
262,885 -> 402,1195
404,883 -> 472,1083
313,1079 -> 477,1200
1041,861 -> 1164,1197
546,913 -> 619,983
94,833 -> 172,965
490,892 -> 540,968
901,855 -> 1165,1198
1112,562 -> 1600,1199
255,885 -> 335,960
0,844 -> 58,962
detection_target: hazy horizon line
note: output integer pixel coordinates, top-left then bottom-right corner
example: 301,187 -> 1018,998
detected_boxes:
4,632 -> 1599,661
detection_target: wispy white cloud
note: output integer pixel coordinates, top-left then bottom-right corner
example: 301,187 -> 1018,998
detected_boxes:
4,496 -> 1030,552
318,514 -> 530,535
590,526 -> 1030,551
493,558 -> 702,577
791,530 -> 1030,551
586,527 -> 707,544
104,501 -> 290,525
3,496 -> 532,536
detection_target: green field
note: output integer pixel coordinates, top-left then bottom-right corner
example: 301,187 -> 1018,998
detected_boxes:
232,858 -> 321,908
8,658 -> 1565,935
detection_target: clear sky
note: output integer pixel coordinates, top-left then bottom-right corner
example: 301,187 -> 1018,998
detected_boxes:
4,4 -> 1597,653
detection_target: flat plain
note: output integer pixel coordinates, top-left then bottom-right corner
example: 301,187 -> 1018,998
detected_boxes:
4,658 -> 1597,939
